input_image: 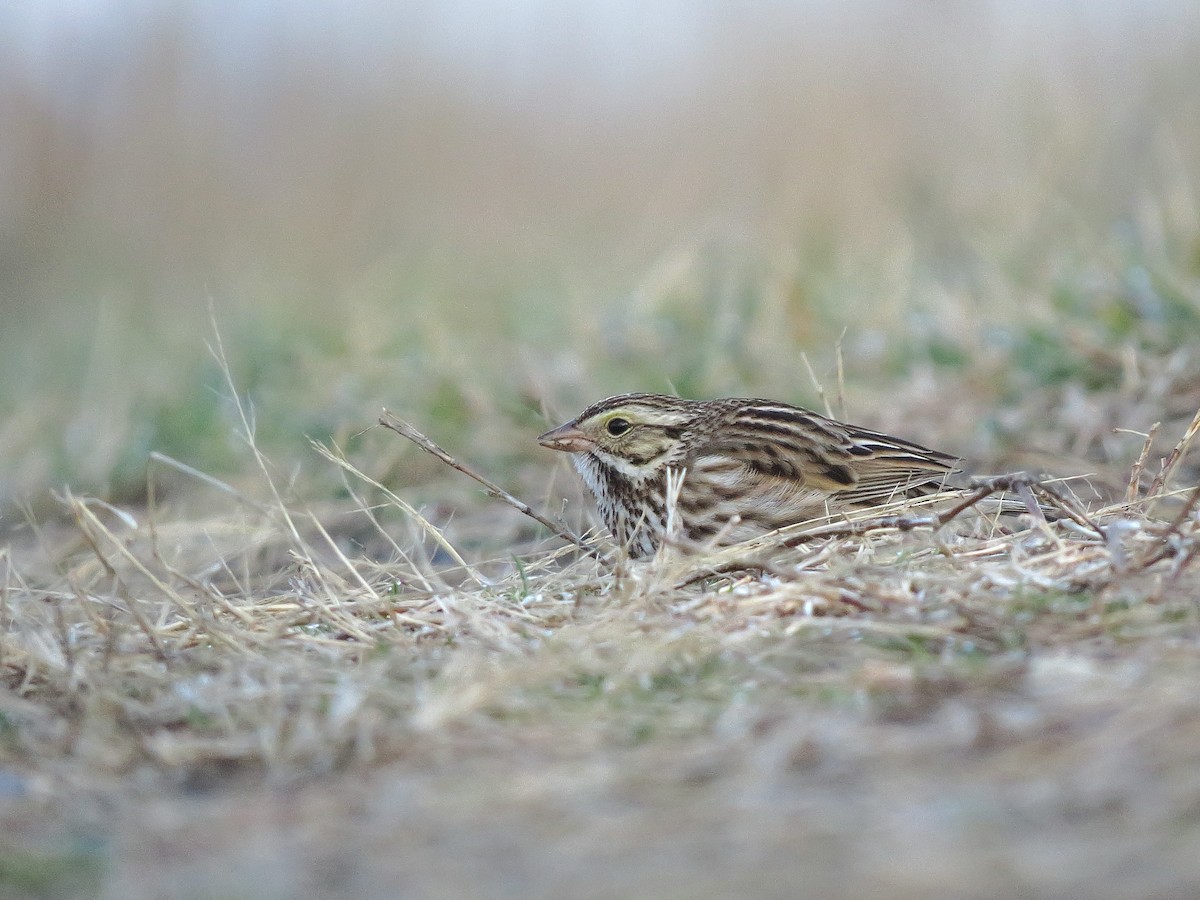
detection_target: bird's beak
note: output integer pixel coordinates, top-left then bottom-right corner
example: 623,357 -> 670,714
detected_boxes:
537,422 -> 593,453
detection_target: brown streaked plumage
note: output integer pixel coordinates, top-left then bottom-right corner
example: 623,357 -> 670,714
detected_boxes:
538,393 -> 965,558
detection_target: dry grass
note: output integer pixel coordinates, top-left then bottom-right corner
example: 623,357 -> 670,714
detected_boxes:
3,350 -> 1200,896
3,3 -> 1200,897
5,417 -> 1198,774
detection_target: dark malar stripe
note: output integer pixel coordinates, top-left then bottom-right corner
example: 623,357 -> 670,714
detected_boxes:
624,447 -> 669,466
589,456 -> 635,501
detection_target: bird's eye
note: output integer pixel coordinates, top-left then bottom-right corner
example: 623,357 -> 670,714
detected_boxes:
605,417 -> 631,436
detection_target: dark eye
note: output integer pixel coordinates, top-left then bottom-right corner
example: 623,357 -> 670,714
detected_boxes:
606,417 -> 631,436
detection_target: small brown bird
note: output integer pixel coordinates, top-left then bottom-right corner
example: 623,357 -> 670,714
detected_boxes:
538,393 -> 968,558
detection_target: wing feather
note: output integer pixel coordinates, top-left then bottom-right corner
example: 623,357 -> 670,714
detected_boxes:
696,399 -> 963,511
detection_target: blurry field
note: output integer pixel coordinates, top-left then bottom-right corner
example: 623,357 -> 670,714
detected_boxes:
3,2 -> 1200,898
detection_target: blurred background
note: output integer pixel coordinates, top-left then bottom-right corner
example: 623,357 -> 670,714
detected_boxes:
2,0 -> 1199,514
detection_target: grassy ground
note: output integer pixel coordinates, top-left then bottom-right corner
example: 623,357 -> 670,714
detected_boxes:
3,4 -> 1200,898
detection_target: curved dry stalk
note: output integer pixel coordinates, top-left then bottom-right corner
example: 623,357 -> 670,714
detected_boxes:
378,409 -> 601,560
1147,404 -> 1200,513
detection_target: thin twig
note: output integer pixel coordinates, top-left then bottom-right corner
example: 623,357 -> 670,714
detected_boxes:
799,352 -> 834,419
1121,422 -> 1159,504
207,305 -> 304,549
149,451 -> 275,517
1147,404 -> 1200,509
834,328 -> 847,422
1159,483 -> 1200,544
378,410 -> 601,559
1129,484 -> 1200,572
1016,481 -> 1047,522
313,439 -> 481,586
1029,481 -> 1106,540
933,482 -> 1007,527
65,493 -> 169,663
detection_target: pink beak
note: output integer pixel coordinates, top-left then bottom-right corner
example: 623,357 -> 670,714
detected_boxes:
537,422 -> 594,453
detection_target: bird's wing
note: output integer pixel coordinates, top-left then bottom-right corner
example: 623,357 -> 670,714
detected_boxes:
700,406 -> 962,505
829,427 -> 963,505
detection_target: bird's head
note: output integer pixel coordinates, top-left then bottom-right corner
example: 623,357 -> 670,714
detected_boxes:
537,393 -> 697,479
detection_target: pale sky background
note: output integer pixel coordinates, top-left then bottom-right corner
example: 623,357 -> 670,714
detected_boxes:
5,1 -> 1193,107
